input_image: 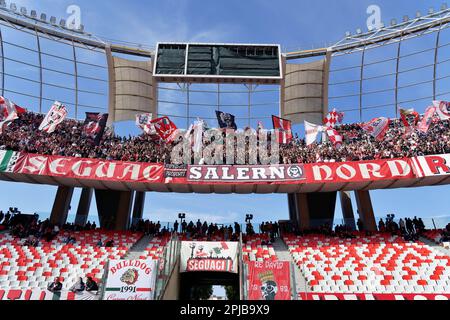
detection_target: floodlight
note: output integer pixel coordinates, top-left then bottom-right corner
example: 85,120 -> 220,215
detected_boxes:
0,1 -> 6,8
356,28 -> 362,34
30,10 -> 37,18
442,3 -> 448,10
20,6 -> 26,15
345,31 -> 351,37
50,16 -> 57,24
416,11 -> 421,18
390,19 -> 397,26
10,3 -> 16,11
403,15 -> 409,22
59,19 -> 66,27
428,7 -> 434,14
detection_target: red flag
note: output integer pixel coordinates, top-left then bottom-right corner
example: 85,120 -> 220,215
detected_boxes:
272,115 -> 293,144
151,116 -> 178,143
361,117 -> 390,141
400,108 -> 420,127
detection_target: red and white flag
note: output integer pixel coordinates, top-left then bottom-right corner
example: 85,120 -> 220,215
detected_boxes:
418,106 -> 437,133
400,108 -> 420,127
361,117 -> 390,141
151,116 -> 178,143
326,128 -> 343,148
272,115 -> 293,144
433,100 -> 450,120
0,96 -> 25,134
324,109 -> 344,128
39,101 -> 67,134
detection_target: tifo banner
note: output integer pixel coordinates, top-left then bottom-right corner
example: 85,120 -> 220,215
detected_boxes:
180,242 -> 238,273
299,293 -> 450,300
412,154 -> 450,178
0,150 -> 20,173
0,289 -> 98,300
247,261 -> 291,301
104,260 -> 157,300
187,165 -> 306,183
13,153 -> 164,183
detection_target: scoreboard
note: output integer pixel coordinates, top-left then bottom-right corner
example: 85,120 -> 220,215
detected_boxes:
153,43 -> 282,84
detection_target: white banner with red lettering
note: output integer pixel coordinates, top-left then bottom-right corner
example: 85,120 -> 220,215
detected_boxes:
103,260 -> 158,300
180,242 -> 239,273
0,289 -> 98,300
247,261 -> 292,301
299,293 -> 450,300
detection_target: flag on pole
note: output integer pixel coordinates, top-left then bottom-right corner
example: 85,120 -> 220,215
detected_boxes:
0,96 -> 24,134
151,116 -> 178,143
193,119 -> 205,154
418,106 -> 437,133
272,115 -> 293,144
39,101 -> 68,134
433,100 -> 450,120
361,117 -> 390,141
216,111 -> 237,130
82,113 -> 109,146
136,113 -> 155,135
304,121 -> 322,146
326,128 -> 343,148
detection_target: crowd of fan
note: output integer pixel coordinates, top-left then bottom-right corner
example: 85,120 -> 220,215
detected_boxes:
2,112 -> 450,165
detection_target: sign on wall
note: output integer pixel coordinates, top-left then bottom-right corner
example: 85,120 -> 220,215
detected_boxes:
104,260 -> 158,300
247,261 -> 292,301
180,242 -> 239,273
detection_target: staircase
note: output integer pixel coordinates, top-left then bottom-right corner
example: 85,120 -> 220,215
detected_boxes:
124,235 -> 152,260
272,238 -> 310,296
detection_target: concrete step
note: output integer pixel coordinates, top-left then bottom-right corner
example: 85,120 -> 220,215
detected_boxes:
272,238 -> 311,296
124,235 -> 153,260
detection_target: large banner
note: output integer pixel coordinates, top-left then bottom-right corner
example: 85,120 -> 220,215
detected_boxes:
0,150 -> 20,173
412,154 -> 450,178
247,261 -> 291,301
13,153 -> 164,183
104,260 -> 158,300
0,289 -> 98,300
180,242 -> 239,273
299,293 -> 450,300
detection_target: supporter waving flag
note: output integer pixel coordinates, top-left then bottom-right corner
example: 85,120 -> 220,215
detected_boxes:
136,113 -> 156,135
82,112 -> 109,145
39,102 -> 68,134
400,108 -> 420,127
0,96 -> 25,134
272,115 -> 293,144
418,106 -> 437,133
216,111 -> 237,130
433,100 -> 450,120
361,117 -> 390,141
151,116 -> 178,143
326,128 -> 343,148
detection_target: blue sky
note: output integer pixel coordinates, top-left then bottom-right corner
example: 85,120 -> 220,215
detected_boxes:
0,0 -> 450,228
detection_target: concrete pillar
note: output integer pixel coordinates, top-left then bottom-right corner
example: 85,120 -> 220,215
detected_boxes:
131,192 -> 146,227
95,189 -> 135,231
287,194 -> 298,229
354,190 -> 377,232
339,191 -> 356,231
50,186 -> 74,226
115,191 -> 134,231
295,193 -> 310,231
74,188 -> 93,227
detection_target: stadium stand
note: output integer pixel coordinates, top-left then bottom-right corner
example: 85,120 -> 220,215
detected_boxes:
284,233 -> 450,293
423,229 -> 450,249
242,234 -> 277,262
2,111 -> 450,165
0,230 -> 142,291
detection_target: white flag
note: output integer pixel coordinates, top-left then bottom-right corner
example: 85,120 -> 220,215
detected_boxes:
433,100 -> 450,120
136,113 -> 155,135
193,120 -> 204,154
305,121 -> 322,146
0,96 -> 20,134
39,101 -> 68,134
